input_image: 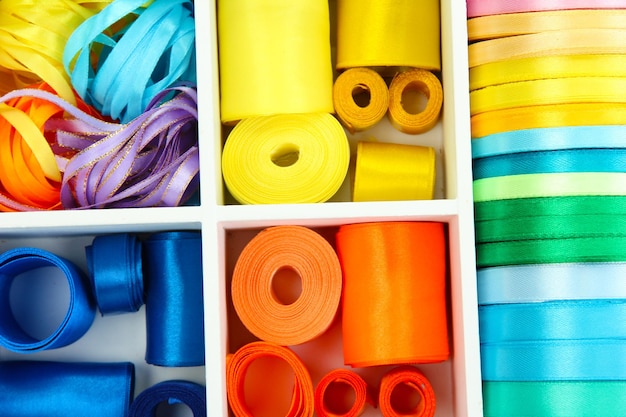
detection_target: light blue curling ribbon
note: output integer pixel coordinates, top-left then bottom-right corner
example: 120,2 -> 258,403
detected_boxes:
0,247 -> 96,352
472,125 -> 626,158
477,263 -> 626,305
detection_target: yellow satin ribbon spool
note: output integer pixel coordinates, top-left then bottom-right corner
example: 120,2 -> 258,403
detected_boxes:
217,0 -> 334,124
468,9 -> 626,41
468,28 -> 626,68
333,67 -> 388,133
387,69 -> 443,135
353,141 -> 436,202
221,113 -> 350,204
469,55 -> 626,91
471,103 -> 626,138
471,77 -> 626,116
0,0 -> 111,103
336,0 -> 441,72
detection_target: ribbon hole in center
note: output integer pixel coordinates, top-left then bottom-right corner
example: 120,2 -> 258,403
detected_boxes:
352,85 -> 372,108
324,380 -> 357,414
401,81 -> 429,115
271,266 -> 302,305
155,400 -> 193,417
390,382 -> 425,415
271,144 -> 300,167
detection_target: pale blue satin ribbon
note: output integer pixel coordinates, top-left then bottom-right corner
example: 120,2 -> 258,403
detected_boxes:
477,263 -> 626,305
472,125 -> 626,158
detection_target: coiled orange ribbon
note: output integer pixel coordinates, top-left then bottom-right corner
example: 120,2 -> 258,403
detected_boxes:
231,225 -> 342,346
336,222 -> 449,367
314,369 -> 373,417
226,341 -> 314,417
378,366 -> 436,417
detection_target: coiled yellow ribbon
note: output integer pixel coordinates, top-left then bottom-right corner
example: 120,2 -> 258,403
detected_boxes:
353,141 -> 436,202
221,113 -> 350,204
217,0 -> 334,124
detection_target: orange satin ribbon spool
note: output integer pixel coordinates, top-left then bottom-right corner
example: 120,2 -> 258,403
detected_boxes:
314,369 -> 374,417
336,221 -> 449,367
226,341 -> 315,417
387,69 -> 443,134
333,67 -> 388,133
378,366 -> 436,417
231,225 -> 342,346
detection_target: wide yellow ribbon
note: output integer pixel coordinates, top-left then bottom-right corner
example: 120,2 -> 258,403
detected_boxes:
353,141 -> 436,202
336,0 -> 441,72
468,9 -> 626,41
221,113 -> 350,204
217,0 -> 334,124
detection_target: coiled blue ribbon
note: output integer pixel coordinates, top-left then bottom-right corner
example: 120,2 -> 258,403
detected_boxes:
143,231 -> 204,367
0,247 -> 95,352
86,233 -> 144,315
0,360 -> 135,417
129,380 -> 206,417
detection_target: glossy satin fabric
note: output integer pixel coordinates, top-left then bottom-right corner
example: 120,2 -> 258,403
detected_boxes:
143,231 -> 205,367
0,360 -> 134,417
129,380 -> 206,417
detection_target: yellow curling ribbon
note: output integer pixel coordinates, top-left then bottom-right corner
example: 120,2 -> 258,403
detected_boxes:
217,0 -> 334,124
333,67 -> 388,133
468,9 -> 626,41
387,68 -> 443,135
470,77 -> 626,116
353,141 -> 436,202
469,55 -> 626,91
468,28 -> 626,68
471,103 -> 626,138
336,0 -> 441,72
221,113 -> 350,205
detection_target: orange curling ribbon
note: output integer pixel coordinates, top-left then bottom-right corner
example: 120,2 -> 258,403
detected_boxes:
353,141 -> 436,202
314,369 -> 374,417
336,222 -> 449,367
333,67 -> 388,133
231,225 -> 342,346
226,341 -> 314,417
378,366 -> 436,417
387,69 -> 443,135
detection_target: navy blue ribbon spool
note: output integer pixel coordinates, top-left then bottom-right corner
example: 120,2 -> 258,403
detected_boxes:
0,360 -> 135,417
143,231 -> 204,367
86,233 -> 144,315
0,247 -> 96,352
129,380 -> 206,416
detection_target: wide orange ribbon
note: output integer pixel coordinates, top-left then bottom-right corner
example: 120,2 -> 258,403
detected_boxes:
226,341 -> 314,417
231,225 -> 342,346
336,222 -> 449,367
378,366 -> 436,417
314,369 -> 374,417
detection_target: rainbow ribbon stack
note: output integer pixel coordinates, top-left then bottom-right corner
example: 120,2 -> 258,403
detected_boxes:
468,2 -> 626,416
0,0 -> 198,211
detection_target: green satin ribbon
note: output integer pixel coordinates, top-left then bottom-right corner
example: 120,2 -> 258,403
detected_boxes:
473,172 -> 626,202
483,381 -> 626,417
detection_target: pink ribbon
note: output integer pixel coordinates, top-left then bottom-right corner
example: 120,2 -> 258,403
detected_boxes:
467,0 -> 626,18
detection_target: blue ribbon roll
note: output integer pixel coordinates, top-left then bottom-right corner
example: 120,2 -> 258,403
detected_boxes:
0,360 -> 135,417
129,380 -> 206,416
0,247 -> 96,352
143,231 -> 205,366
86,233 -> 144,315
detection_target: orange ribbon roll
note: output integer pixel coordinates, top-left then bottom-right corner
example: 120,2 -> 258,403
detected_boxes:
226,341 -> 315,417
378,366 -> 436,417
387,69 -> 443,135
353,141 -> 436,202
333,67 -> 388,133
314,368 -> 374,417
231,225 -> 342,346
336,222 -> 449,367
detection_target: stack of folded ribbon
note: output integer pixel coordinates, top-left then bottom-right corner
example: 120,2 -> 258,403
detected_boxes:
467,2 -> 626,415
0,0 -> 199,210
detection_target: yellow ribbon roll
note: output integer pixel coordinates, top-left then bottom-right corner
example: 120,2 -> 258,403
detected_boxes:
221,113 -> 350,204
336,0 -> 441,72
353,141 -> 436,202
333,67 -> 388,133
387,69 -> 443,135
217,0 -> 334,124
